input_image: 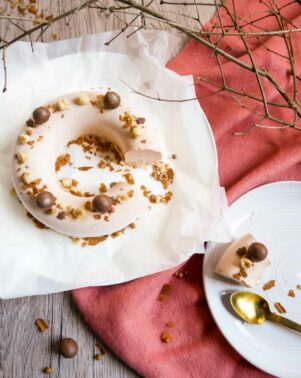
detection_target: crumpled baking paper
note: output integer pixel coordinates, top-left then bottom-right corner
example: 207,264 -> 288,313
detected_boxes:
0,29 -> 230,299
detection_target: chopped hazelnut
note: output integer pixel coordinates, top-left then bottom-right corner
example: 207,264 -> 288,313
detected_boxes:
159,283 -> 172,301
43,367 -> 52,374
60,178 -> 72,189
160,332 -> 172,343
56,99 -> 68,111
75,94 -> 90,106
36,318 -> 49,332
288,290 -> 295,297
262,280 -> 276,290
22,172 -> 34,184
131,127 -> 143,138
72,208 -> 86,218
95,95 -> 104,109
18,133 -> 29,145
16,151 -> 27,163
166,321 -> 175,328
240,257 -> 252,269
274,302 -> 286,314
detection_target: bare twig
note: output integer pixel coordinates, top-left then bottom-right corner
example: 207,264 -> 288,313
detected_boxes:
1,0 -> 301,134
2,48 -> 7,93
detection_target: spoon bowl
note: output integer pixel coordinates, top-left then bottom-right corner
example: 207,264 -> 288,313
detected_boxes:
230,291 -> 271,324
230,291 -> 301,333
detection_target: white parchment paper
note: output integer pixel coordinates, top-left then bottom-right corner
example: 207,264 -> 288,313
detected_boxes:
0,30 -> 230,299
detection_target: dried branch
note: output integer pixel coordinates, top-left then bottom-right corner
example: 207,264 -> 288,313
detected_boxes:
1,0 -> 301,133
2,47 -> 7,93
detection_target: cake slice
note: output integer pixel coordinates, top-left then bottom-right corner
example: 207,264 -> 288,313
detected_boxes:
215,233 -> 271,288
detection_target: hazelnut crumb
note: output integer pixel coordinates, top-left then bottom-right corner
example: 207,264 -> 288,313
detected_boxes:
129,222 -> 136,229
274,302 -> 286,314
22,172 -> 34,184
43,367 -> 52,374
55,99 -> 68,111
159,284 -> 172,301
160,332 -> 172,343
72,208 -> 86,219
240,257 -> 252,270
297,284 -> 301,290
57,211 -> 66,220
131,127 -> 143,138
94,354 -> 104,361
55,153 -> 71,172
174,271 -> 185,278
75,94 -> 90,106
16,151 -> 27,163
26,128 -> 33,136
18,133 -> 29,145
123,173 -> 135,185
171,154 -> 177,159
99,183 -> 107,193
60,178 -> 72,189
262,280 -> 276,291
36,318 -> 49,332
10,187 -> 17,196
166,321 -> 175,328
288,290 -> 295,297
236,247 -> 247,257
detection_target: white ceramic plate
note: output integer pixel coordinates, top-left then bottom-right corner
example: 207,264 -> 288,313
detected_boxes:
204,181 -> 301,378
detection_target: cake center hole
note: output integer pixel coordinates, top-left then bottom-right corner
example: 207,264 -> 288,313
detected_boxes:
55,134 -> 125,197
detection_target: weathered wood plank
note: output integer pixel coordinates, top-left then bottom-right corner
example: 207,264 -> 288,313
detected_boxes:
0,1 -> 215,377
0,293 -> 139,377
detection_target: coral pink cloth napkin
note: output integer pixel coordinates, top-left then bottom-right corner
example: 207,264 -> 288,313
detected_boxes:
73,1 -> 301,377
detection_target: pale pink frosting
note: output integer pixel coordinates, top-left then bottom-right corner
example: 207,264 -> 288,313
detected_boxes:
12,91 -> 162,237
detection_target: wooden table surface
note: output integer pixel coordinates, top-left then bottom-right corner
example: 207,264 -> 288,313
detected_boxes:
0,1 -> 214,377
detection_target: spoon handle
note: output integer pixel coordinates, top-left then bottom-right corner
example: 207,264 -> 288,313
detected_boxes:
268,312 -> 301,333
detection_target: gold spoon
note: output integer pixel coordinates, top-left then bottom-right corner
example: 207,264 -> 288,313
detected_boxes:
230,291 -> 301,333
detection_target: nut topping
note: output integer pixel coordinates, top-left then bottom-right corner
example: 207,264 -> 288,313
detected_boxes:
56,99 -> 68,111
22,172 -> 34,184
18,134 -> 29,145
16,151 -> 27,163
75,94 -> 90,105
240,257 -> 253,270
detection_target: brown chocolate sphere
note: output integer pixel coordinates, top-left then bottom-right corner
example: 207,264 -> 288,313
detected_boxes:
103,91 -> 121,110
92,194 -> 114,213
33,107 -> 51,124
247,242 -> 268,262
35,191 -> 55,210
59,338 -> 78,358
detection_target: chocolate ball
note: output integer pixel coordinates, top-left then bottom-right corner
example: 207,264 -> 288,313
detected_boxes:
59,338 -> 78,358
33,107 -> 50,125
247,242 -> 268,262
93,194 -> 114,213
35,191 -> 55,210
103,91 -> 121,110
